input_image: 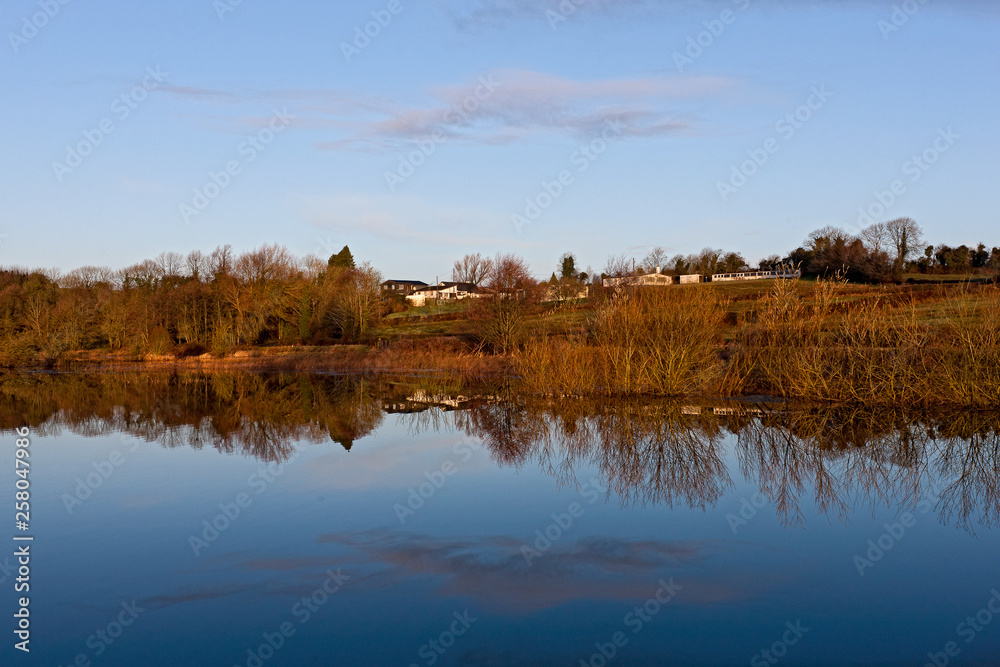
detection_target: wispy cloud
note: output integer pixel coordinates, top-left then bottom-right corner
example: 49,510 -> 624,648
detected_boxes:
320,69 -> 730,149
437,0 -> 999,29
160,70 -> 735,150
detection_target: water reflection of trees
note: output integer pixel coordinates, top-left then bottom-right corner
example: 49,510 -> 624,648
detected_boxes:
446,398 -> 1000,533
2,372 -> 997,532
0,372 -> 385,462
449,398 -> 732,509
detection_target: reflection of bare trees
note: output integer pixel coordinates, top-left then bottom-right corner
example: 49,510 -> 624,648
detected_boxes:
454,397 -> 1000,532
933,413 -> 1000,534
732,408 -> 1000,532
2,373 -> 998,532
453,394 -> 551,469
0,373 -> 384,462
455,396 -> 733,509
592,404 -> 731,509
734,409 -> 878,528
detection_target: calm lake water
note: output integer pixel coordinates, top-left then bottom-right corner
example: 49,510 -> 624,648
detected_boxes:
2,373 -> 999,666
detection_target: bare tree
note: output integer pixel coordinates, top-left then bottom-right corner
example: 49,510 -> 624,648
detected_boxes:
603,253 -> 633,278
41,267 -> 62,283
807,226 -> 855,250
641,246 -> 669,273
185,250 -> 208,280
859,222 -> 888,254
327,262 -> 384,341
472,253 -> 537,354
209,244 -> 234,277
60,265 -> 115,289
233,244 -> 296,285
155,251 -> 185,277
452,253 -> 493,285
120,260 -> 163,289
885,217 -> 924,275
299,254 -> 327,282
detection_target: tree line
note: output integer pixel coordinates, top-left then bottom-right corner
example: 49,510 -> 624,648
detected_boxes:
0,244 -> 384,363
0,245 -> 543,363
569,218 -> 999,284
1,216 -> 997,365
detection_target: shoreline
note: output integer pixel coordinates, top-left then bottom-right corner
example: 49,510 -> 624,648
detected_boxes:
5,343 -> 998,410
24,344 -> 516,379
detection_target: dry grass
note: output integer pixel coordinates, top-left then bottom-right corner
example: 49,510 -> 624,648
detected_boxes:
518,280 -> 1000,407
519,287 -> 730,396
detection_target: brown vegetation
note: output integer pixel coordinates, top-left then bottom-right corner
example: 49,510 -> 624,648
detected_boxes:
517,280 -> 1000,408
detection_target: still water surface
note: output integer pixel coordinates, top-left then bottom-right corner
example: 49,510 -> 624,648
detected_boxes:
1,373 -> 998,666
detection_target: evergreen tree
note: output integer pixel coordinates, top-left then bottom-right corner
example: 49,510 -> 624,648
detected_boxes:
328,246 -> 355,270
559,253 -> 577,280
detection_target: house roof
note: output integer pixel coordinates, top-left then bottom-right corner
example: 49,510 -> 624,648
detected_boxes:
382,279 -> 428,286
409,281 -> 479,295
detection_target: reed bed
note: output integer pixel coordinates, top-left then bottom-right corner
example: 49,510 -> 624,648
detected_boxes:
519,287 -> 733,397
518,281 -> 1000,407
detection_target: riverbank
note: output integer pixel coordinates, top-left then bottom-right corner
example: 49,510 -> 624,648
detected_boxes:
6,279 -> 1000,408
50,338 -> 513,379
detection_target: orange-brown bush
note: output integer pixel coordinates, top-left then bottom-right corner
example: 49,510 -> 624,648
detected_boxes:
520,280 -> 1000,407
519,286 -> 731,396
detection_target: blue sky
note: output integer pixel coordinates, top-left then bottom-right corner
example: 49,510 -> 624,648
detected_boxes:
2,0 -> 998,280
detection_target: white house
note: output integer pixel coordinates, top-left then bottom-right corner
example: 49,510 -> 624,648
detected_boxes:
405,282 -> 481,307
603,272 -> 676,288
710,269 -> 802,282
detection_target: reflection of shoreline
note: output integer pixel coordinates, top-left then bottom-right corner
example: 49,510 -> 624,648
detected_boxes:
2,372 -> 997,532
